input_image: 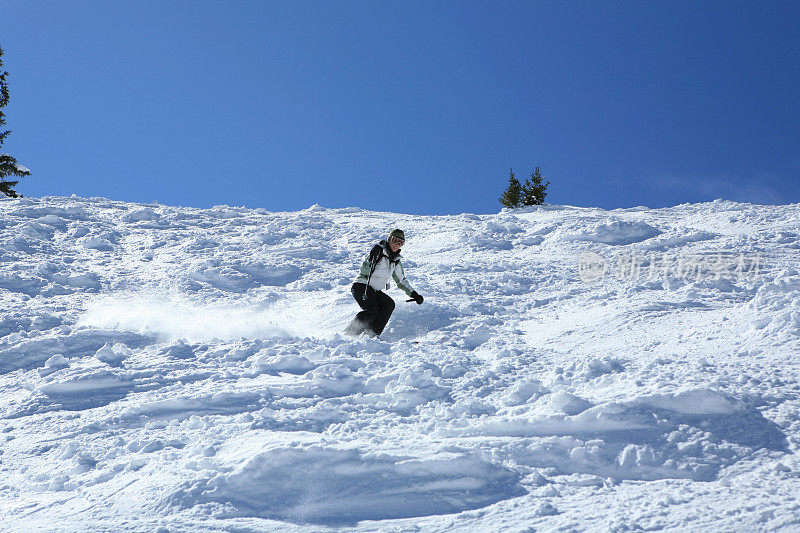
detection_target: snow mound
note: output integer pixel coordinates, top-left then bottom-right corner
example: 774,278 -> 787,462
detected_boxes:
190,446 -> 524,525
748,269 -> 800,339
185,260 -> 304,292
566,220 -> 662,245
442,388 -> 787,482
120,208 -> 161,223
642,230 -> 718,251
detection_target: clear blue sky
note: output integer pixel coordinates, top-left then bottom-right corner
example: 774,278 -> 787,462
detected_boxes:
2,1 -> 799,214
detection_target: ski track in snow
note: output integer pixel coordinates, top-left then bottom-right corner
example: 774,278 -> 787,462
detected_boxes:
1,196 -> 800,531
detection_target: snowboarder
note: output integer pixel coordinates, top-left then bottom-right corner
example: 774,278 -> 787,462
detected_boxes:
345,228 -> 424,338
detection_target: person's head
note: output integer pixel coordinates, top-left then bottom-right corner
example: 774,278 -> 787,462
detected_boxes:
387,228 -> 405,252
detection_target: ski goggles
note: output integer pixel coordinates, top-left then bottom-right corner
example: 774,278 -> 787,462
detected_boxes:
389,236 -> 405,246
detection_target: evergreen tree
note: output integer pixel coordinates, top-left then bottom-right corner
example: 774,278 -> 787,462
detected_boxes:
521,166 -> 549,205
499,168 -> 522,208
0,46 -> 30,198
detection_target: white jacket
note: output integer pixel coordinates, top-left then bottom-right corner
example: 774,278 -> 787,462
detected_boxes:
353,241 -> 415,296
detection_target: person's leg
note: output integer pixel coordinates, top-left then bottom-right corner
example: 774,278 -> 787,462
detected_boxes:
370,291 -> 396,336
345,283 -> 380,336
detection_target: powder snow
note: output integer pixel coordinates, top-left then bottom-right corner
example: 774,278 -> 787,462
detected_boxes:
0,195 -> 799,531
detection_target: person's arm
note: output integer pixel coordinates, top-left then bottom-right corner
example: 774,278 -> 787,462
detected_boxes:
392,260 -> 415,297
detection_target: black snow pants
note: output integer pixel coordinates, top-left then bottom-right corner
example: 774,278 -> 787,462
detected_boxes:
345,283 -> 396,337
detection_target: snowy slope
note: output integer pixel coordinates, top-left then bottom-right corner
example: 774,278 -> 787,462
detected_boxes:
1,195 -> 799,531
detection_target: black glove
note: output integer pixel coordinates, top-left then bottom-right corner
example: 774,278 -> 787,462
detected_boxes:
410,291 -> 424,305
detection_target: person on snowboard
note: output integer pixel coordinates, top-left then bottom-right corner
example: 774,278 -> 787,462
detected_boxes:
345,228 -> 424,338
